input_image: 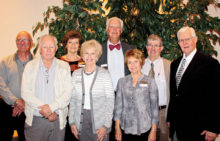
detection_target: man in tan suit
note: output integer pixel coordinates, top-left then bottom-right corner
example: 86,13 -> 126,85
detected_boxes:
142,34 -> 171,141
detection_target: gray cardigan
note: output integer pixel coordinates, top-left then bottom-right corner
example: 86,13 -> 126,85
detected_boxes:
69,66 -> 115,134
114,74 -> 159,135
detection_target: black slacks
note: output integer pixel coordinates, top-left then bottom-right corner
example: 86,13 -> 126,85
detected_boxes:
0,99 -> 25,141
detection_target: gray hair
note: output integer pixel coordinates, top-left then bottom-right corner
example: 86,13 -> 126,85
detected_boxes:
106,17 -> 123,31
177,26 -> 196,39
147,34 -> 163,46
38,35 -> 58,48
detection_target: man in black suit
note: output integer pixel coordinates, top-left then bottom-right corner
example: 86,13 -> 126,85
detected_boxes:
97,17 -> 133,141
167,26 -> 220,141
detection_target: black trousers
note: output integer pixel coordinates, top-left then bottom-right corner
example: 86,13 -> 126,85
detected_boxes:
109,120 -> 116,141
0,99 -> 25,141
122,129 -> 150,141
64,117 -> 78,141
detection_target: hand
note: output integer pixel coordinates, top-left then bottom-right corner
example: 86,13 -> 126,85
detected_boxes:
201,130 -> 217,141
12,106 -> 23,117
48,112 -> 57,122
70,125 -> 79,139
15,99 -> 25,111
148,130 -> 156,141
115,127 -> 122,141
38,104 -> 52,118
96,126 -> 107,141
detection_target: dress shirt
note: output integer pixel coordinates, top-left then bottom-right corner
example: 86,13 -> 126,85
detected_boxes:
107,40 -> 125,90
142,57 -> 167,106
0,53 -> 33,105
176,48 -> 197,77
34,57 -> 56,116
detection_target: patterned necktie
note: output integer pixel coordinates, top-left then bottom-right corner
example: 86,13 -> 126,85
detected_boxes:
176,59 -> 186,88
148,63 -> 155,79
109,44 -> 121,51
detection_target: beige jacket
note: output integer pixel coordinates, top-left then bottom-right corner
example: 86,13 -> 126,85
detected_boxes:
21,57 -> 73,129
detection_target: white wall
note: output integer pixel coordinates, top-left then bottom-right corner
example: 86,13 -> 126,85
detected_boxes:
0,0 -> 219,61
0,0 -> 62,59
207,2 -> 220,61
0,0 -> 220,140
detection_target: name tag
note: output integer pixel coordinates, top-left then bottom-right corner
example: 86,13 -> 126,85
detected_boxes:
101,64 -> 108,67
78,64 -> 85,68
139,83 -> 148,87
139,81 -> 148,87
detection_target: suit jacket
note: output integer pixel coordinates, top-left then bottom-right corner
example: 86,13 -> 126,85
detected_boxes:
167,51 -> 220,140
97,41 -> 133,76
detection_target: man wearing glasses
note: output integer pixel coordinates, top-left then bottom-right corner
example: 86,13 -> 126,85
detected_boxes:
0,31 -> 33,141
142,34 -> 171,141
167,26 -> 220,141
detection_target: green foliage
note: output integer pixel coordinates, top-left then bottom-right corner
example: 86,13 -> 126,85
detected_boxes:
33,0 -> 220,60
33,0 -> 107,58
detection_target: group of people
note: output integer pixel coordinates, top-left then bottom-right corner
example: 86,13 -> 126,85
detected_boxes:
0,16 -> 219,141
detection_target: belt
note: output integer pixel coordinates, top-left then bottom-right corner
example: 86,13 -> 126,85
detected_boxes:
159,105 -> 166,110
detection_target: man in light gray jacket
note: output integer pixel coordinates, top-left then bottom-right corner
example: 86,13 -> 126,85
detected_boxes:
0,31 -> 33,141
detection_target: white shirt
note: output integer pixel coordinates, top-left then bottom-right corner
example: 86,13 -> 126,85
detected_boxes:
176,48 -> 197,77
142,57 -> 167,106
107,40 -> 125,90
83,71 -> 95,109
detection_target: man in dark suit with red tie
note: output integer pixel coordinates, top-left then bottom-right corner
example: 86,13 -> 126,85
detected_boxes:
97,17 -> 133,90
167,26 -> 220,141
97,17 -> 133,141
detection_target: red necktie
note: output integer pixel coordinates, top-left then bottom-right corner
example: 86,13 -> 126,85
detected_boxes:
109,44 -> 121,51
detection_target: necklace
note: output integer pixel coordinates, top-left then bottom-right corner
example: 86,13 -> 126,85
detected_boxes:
84,70 -> 95,76
66,54 -> 79,61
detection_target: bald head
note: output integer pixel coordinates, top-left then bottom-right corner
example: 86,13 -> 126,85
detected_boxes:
16,31 -> 32,41
16,31 -> 33,53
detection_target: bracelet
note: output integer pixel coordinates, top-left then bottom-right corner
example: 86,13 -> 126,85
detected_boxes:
151,129 -> 157,132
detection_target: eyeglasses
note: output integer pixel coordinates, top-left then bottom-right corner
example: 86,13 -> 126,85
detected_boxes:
147,44 -> 161,48
178,37 -> 192,43
16,39 -> 30,43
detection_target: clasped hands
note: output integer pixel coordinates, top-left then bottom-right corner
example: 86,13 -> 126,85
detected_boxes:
38,104 -> 57,122
12,99 -> 25,117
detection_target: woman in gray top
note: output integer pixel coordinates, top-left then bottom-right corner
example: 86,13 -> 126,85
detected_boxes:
114,49 -> 159,141
68,39 -> 115,141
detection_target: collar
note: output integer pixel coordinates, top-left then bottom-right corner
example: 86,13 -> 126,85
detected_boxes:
107,40 -> 121,46
183,48 -> 197,62
147,56 -> 162,65
39,57 -> 56,70
14,52 -> 33,62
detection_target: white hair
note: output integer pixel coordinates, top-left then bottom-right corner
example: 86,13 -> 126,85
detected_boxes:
177,26 -> 197,39
106,17 -> 123,31
38,34 -> 58,48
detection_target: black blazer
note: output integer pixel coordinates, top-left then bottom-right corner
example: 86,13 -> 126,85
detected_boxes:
167,51 -> 220,140
97,41 -> 133,76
